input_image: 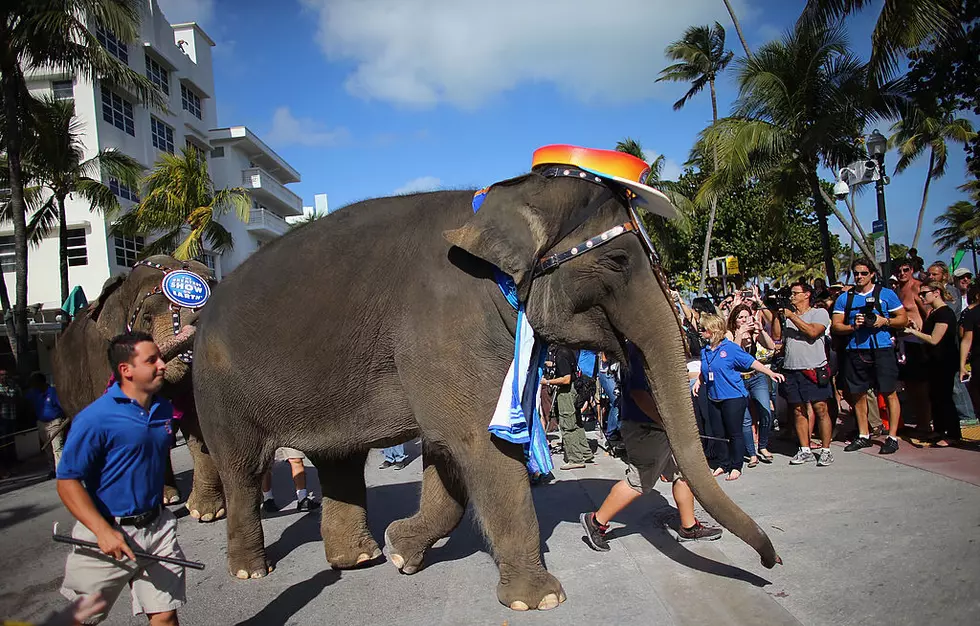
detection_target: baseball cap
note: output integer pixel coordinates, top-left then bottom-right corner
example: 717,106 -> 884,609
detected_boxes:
953,267 -> 972,278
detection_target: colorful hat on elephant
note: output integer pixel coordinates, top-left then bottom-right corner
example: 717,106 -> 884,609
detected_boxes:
530,144 -> 680,220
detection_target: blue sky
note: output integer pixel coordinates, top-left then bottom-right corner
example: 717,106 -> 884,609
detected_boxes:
159,0 -> 977,272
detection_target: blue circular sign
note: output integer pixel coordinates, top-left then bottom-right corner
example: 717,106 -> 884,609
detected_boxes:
161,270 -> 211,308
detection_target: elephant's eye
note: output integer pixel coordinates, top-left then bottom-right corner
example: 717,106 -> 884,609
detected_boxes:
598,249 -> 630,272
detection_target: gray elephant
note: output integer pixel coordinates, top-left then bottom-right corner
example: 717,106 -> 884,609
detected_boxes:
193,162 -> 780,610
52,255 -> 225,522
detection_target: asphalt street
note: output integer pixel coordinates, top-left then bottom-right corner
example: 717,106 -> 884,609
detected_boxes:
2,433 -> 979,625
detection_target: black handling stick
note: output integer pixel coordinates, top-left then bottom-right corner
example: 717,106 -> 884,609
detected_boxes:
52,522 -> 205,570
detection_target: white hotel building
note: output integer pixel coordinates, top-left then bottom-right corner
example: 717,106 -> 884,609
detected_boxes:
13,0 -> 309,324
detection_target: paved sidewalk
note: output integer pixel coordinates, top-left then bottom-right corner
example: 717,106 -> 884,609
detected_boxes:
1,434 -> 978,625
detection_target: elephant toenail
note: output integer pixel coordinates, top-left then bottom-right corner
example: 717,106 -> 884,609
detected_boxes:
236,570 -> 249,579
201,513 -> 213,522
509,601 -> 530,611
356,553 -> 371,564
558,590 -> 567,603
216,508 -> 226,518
189,509 -> 200,519
250,571 -> 263,579
402,564 -> 418,575
390,553 -> 404,569
538,593 -> 560,610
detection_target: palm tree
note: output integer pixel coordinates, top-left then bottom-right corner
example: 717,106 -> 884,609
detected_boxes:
26,96 -> 143,305
656,22 -> 733,294
721,0 -> 753,57
696,21 -> 901,281
801,0 -> 962,83
615,137 -> 665,186
112,148 -> 250,261
935,181 -> 980,270
890,107 -> 975,248
1,0 -> 163,367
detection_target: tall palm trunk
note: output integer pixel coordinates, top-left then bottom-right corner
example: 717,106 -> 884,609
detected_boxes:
0,271 -> 15,356
911,149 -> 936,249
1,59 -> 31,371
722,0 -> 752,57
57,195 -> 70,306
698,78 -> 721,295
807,169 -> 836,281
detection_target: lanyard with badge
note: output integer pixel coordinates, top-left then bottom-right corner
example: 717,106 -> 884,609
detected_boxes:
704,345 -> 722,382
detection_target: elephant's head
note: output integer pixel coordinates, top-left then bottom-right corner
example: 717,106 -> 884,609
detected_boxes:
87,255 -> 214,385
445,164 -> 781,569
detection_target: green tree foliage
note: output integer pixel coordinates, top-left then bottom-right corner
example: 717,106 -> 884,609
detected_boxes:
112,148 -> 249,261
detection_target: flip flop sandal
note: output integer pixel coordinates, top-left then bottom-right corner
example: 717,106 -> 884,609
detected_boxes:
759,451 -> 774,463
747,459 -> 759,468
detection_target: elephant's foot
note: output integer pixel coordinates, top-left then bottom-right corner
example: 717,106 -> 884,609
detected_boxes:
186,488 -> 226,523
229,552 -> 274,580
162,485 -> 181,505
324,532 -> 382,570
383,520 -> 434,575
496,566 -> 566,611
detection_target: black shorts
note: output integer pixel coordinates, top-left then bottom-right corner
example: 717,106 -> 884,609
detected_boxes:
900,341 -> 929,382
843,348 -> 900,395
783,369 -> 834,404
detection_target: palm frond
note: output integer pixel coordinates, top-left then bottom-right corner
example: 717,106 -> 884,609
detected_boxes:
26,197 -> 58,248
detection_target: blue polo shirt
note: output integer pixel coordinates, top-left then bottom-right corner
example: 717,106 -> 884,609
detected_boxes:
832,286 -> 903,349
25,386 -> 63,422
57,383 -> 174,518
620,343 -> 659,426
700,339 -> 756,401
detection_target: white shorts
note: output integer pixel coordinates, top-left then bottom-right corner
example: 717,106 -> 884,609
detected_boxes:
61,507 -> 186,622
274,447 -> 307,461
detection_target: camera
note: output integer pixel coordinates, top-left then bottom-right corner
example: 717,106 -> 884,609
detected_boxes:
858,301 -> 879,328
764,288 -> 792,312
833,179 -> 849,200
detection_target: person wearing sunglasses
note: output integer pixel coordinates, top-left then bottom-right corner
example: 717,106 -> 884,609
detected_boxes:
831,258 -> 908,454
905,281 -> 962,446
896,259 -> 933,437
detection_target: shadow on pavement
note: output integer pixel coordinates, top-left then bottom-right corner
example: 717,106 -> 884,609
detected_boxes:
0,502 -> 60,531
234,569 -> 341,626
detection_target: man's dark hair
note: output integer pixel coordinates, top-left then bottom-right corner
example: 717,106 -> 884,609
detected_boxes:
791,281 -> 813,305
108,331 -> 155,378
969,285 -> 980,305
29,371 -> 47,388
691,296 -> 716,315
852,257 -> 875,273
895,258 -> 913,269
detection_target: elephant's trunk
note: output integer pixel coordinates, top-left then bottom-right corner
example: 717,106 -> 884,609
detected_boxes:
612,272 -> 781,569
159,325 -> 196,362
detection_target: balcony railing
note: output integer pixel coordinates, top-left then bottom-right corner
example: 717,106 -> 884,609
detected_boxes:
241,167 -> 302,215
246,208 -> 289,238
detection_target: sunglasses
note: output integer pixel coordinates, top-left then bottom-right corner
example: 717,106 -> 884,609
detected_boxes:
854,271 -> 872,276
919,290 -> 934,297
897,267 -> 912,274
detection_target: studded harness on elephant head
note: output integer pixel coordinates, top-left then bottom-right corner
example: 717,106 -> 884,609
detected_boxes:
125,259 -> 211,364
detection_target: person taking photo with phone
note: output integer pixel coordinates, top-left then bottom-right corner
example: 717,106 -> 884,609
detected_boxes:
725,304 -> 775,468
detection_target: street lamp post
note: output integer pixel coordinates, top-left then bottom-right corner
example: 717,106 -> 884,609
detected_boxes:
867,129 -> 891,279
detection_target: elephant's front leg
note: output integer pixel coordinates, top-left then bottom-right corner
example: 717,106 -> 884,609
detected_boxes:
464,437 -> 565,611
309,451 -> 382,569
184,433 -> 226,522
385,443 -> 467,574
163,454 -> 181,504
222,468 -> 273,579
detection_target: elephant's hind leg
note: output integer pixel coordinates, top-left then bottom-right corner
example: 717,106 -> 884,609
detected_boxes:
308,451 -> 382,569
385,442 -> 467,574
180,414 -> 225,522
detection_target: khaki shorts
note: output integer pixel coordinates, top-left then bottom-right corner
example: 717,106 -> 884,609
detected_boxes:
621,420 -> 680,494
61,507 -> 186,622
274,447 -> 307,461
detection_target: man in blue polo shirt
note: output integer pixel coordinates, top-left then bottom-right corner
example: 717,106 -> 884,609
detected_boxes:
831,258 -> 908,455
580,341 -> 722,551
56,331 -> 187,625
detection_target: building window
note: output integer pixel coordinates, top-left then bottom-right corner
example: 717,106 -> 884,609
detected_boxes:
108,177 -> 139,201
210,146 -> 224,158
0,235 -> 13,272
196,252 -> 216,272
96,26 -> 128,64
150,116 -> 174,153
66,229 -> 88,267
114,234 -> 144,267
52,80 -> 74,101
180,84 -> 202,119
145,54 -> 169,95
185,139 -> 206,160
101,86 -> 135,136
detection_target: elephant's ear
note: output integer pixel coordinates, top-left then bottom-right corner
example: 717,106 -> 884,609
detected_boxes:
444,174 -> 553,301
86,275 -> 127,322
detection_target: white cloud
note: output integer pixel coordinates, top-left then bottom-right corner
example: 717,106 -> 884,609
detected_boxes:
299,0 -> 755,108
157,0 -> 216,28
641,149 -> 685,182
266,107 -> 349,148
394,176 -> 442,194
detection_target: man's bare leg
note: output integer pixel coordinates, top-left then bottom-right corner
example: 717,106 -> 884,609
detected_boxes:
148,610 -> 179,625
672,479 -> 697,529
793,404 -> 810,449
813,400 -> 832,449
884,391 -> 902,438
850,392 -> 870,437
594,480 -> 642,526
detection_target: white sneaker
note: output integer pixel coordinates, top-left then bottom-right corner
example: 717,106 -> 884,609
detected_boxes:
817,449 -> 835,466
789,449 -> 814,465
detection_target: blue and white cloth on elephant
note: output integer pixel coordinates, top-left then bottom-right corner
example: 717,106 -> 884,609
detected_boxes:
473,189 -> 553,477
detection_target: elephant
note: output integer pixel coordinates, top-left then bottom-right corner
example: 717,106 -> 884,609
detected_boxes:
51,255 -> 226,522
192,167 -> 781,610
